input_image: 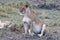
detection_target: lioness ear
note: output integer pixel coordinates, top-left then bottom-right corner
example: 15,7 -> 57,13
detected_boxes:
25,4 -> 29,8
18,2 -> 25,9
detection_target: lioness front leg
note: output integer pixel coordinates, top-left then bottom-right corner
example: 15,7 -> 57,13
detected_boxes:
23,23 -> 29,35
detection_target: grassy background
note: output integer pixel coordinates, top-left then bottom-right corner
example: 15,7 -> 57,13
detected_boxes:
0,3 -> 60,26
0,0 -> 60,39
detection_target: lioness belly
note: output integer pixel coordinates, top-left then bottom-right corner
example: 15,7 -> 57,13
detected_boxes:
33,24 -> 41,34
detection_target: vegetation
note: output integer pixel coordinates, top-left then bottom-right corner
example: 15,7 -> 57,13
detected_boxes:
0,0 -> 60,40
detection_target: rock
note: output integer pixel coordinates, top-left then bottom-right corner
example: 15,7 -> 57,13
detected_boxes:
46,36 -> 55,40
53,31 -> 58,34
45,16 -> 50,19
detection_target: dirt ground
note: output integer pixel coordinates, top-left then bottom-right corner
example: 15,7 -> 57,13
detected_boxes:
0,27 -> 60,40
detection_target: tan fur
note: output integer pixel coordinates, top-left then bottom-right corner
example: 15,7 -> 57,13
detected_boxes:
19,4 -> 46,37
0,20 -> 15,28
26,9 -> 46,37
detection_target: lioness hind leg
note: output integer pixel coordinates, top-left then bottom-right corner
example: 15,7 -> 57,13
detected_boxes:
38,24 -> 46,37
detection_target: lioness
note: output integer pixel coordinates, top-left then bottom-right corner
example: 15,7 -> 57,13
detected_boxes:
19,3 -> 46,37
0,20 -> 17,29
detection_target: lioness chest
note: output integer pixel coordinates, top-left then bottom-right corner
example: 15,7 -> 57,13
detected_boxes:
22,16 -> 31,24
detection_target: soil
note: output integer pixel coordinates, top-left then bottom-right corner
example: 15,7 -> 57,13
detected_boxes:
0,27 -> 60,40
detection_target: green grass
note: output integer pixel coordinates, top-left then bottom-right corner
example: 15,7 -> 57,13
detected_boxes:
0,1 -> 60,27
0,4 -> 22,25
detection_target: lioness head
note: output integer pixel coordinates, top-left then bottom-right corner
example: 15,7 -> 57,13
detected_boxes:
19,3 -> 29,16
